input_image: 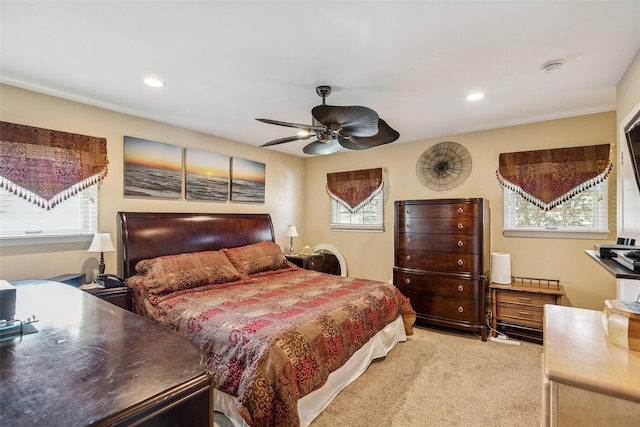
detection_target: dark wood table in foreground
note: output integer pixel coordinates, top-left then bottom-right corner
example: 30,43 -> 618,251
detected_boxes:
1,281 -> 212,427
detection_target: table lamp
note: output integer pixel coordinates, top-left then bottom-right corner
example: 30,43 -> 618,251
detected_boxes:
285,225 -> 298,254
88,232 -> 116,275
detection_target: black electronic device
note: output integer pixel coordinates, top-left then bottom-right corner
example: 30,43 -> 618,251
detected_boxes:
611,250 -> 640,273
594,243 -> 638,258
96,274 -> 125,289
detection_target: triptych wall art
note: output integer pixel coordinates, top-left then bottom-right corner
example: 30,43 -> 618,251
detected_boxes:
123,136 -> 265,204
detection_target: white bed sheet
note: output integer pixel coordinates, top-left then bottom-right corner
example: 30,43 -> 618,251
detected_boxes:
214,315 -> 407,427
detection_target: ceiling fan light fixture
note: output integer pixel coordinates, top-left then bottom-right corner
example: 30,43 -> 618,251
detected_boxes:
297,130 -> 310,137
466,92 -> 484,101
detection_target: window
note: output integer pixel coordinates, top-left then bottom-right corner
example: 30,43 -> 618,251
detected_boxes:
503,179 -> 609,239
0,184 -> 99,241
331,190 -> 384,231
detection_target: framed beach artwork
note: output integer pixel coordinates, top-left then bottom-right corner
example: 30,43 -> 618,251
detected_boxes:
185,148 -> 229,201
123,136 -> 183,199
230,157 -> 266,203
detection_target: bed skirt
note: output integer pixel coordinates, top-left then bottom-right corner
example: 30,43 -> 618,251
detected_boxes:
214,315 -> 407,427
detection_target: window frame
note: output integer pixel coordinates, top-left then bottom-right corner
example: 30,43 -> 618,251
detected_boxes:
0,183 -> 99,246
502,179 -> 609,239
330,190 -> 384,232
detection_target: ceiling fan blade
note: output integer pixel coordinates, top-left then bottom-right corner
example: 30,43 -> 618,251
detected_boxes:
261,135 -> 309,147
256,118 -> 324,131
338,119 -> 400,150
311,105 -> 379,137
303,139 -> 342,155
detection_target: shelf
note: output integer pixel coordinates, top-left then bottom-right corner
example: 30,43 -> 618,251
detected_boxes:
585,250 -> 640,280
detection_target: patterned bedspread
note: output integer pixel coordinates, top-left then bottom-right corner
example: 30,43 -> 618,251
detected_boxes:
128,266 -> 415,427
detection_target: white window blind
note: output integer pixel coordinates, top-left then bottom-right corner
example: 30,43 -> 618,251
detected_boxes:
331,190 -> 384,231
0,184 -> 98,239
503,179 -> 609,239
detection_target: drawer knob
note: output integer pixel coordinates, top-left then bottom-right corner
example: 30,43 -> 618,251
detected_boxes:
457,208 -> 464,214
457,223 -> 464,229
406,223 -> 411,228
405,278 -> 411,285
405,255 -> 411,261
457,240 -> 464,247
406,208 -> 411,214
458,285 -> 464,292
458,306 -> 464,313
406,238 -> 411,244
518,297 -> 532,301
518,311 -> 533,317
457,259 -> 464,266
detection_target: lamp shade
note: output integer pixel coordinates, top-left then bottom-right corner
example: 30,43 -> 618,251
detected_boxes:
285,225 -> 299,238
88,232 -> 116,253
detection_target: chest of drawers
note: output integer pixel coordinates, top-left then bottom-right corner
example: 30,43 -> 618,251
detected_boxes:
394,198 -> 490,341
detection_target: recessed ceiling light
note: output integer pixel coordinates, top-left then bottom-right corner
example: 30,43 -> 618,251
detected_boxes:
466,93 -> 484,101
144,77 -> 165,88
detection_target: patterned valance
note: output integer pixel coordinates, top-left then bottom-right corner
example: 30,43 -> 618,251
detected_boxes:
0,121 -> 109,209
326,167 -> 383,213
496,144 -> 612,211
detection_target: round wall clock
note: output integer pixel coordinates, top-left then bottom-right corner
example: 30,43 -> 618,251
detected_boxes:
415,141 -> 472,191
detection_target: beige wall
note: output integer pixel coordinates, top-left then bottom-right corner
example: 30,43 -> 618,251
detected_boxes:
4,64 -> 638,311
0,84 -> 306,282
616,49 -> 640,240
304,112 -> 618,310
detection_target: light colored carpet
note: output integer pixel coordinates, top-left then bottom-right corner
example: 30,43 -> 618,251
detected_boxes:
214,325 -> 542,427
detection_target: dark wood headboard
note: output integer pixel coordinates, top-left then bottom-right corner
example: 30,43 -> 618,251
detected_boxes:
117,212 -> 275,278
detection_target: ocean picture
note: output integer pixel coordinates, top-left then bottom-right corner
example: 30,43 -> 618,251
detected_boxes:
230,157 -> 266,203
185,149 -> 229,201
123,136 -> 182,199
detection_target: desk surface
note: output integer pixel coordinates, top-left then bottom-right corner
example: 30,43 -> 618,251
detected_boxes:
0,281 -> 208,426
544,304 -> 640,403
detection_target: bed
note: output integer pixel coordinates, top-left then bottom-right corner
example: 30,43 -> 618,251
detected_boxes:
118,212 -> 415,427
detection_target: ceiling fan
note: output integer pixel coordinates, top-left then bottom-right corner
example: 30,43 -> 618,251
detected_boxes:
256,85 -> 400,155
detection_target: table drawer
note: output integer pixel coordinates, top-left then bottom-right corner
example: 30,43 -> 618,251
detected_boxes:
398,202 -> 479,219
495,289 -> 555,306
394,270 -> 482,299
396,250 -> 481,273
397,232 -> 480,254
497,302 -> 544,325
409,293 -> 482,323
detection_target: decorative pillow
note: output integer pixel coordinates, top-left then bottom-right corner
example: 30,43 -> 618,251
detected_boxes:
223,241 -> 290,277
134,250 -> 242,295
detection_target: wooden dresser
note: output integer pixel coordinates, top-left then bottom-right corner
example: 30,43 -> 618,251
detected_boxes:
393,198 -> 490,340
1,281 -> 212,427
543,305 -> 640,426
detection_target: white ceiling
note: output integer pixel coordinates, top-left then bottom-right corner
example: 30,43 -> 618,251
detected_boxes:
2,1 -> 639,157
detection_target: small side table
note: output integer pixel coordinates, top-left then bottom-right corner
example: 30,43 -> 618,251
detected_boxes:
286,254 -> 324,272
490,280 -> 564,344
81,284 -> 132,311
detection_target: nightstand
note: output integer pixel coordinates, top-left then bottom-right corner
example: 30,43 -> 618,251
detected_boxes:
286,254 -> 324,272
83,286 -> 132,311
490,278 -> 564,344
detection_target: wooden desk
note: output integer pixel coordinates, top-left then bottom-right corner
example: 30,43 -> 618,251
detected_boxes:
1,281 -> 212,427
542,305 -> 640,426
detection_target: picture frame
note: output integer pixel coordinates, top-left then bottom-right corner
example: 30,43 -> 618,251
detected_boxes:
123,136 -> 183,199
185,148 -> 229,201
230,157 -> 265,203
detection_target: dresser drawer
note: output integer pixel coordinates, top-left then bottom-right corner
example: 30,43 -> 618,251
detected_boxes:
397,232 -> 480,254
496,301 -> 544,327
396,250 -> 481,273
394,270 -> 482,299
408,293 -> 482,323
495,289 -> 555,306
397,216 -> 480,235
398,202 -> 479,219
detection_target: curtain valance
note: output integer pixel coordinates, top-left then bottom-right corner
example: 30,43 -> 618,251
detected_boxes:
326,167 -> 383,213
496,144 -> 611,211
0,121 -> 109,209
